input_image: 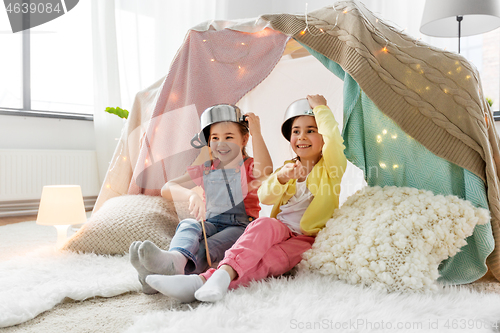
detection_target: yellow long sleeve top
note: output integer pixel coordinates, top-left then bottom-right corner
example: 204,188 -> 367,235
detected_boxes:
257,105 -> 347,236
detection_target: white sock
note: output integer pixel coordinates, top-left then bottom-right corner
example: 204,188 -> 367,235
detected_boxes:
139,240 -> 187,275
194,269 -> 231,302
145,274 -> 204,303
129,241 -> 157,294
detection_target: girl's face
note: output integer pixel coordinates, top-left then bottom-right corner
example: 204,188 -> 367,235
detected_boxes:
209,122 -> 248,164
289,116 -> 324,161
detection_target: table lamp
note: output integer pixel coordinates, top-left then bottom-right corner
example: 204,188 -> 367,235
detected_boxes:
36,185 -> 87,246
420,0 -> 500,53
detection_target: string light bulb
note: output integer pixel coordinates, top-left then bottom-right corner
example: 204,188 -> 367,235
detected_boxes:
301,2 -> 332,37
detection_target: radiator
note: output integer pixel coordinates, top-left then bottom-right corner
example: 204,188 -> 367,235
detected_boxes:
0,149 -> 101,217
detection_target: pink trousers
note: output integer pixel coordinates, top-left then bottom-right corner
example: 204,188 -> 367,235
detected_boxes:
200,217 -> 315,289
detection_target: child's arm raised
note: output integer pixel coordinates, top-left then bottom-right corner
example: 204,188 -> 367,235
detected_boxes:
307,95 -> 347,179
245,113 -> 273,181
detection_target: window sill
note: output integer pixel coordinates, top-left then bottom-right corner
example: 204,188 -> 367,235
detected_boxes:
494,111 -> 500,122
0,108 -> 93,121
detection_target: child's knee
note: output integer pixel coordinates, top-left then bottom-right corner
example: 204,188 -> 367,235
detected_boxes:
176,218 -> 202,232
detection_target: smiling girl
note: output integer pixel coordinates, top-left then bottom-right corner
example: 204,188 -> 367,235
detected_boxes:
145,95 -> 347,302
129,104 -> 272,294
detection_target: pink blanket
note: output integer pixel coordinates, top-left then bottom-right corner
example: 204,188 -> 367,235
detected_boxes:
128,28 -> 289,195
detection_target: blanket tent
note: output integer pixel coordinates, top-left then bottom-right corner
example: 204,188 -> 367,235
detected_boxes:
93,0 -> 500,284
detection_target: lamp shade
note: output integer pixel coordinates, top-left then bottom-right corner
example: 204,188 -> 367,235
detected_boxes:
420,0 -> 500,37
36,185 -> 87,226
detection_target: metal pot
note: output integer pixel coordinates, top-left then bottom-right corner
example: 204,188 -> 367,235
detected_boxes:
191,104 -> 247,148
281,98 -> 314,141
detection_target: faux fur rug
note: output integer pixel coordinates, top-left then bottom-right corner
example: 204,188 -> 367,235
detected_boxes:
2,221 -> 500,332
0,222 -> 140,328
125,271 -> 500,333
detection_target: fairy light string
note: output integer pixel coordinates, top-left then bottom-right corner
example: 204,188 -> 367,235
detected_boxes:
297,1 -> 489,129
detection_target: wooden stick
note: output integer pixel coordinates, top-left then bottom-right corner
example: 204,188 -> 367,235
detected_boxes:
202,143 -> 213,267
200,219 -> 211,267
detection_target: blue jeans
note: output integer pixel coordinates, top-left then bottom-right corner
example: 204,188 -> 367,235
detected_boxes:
169,214 -> 252,274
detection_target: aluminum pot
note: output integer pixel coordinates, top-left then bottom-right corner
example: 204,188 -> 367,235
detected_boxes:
191,104 -> 247,148
281,98 -> 314,141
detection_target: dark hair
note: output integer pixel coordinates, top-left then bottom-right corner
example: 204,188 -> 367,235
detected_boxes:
281,117 -> 296,141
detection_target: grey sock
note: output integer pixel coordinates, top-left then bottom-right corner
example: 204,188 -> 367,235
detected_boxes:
129,241 -> 157,294
138,240 -> 187,275
194,269 -> 231,302
146,274 -> 204,303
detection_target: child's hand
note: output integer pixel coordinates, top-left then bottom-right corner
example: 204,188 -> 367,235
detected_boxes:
307,94 -> 327,109
244,113 -> 262,137
277,160 -> 308,184
188,193 -> 205,221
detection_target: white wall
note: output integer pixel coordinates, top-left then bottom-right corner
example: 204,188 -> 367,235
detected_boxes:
0,115 -> 95,150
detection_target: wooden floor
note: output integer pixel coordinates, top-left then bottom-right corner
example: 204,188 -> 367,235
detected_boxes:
0,215 -> 38,226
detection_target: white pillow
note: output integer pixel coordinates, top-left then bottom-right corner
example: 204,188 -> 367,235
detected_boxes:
300,186 -> 490,292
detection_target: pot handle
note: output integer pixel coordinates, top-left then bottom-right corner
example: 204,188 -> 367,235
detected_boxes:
190,133 -> 205,149
240,114 -> 248,127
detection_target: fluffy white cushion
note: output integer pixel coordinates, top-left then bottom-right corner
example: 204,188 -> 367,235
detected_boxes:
62,195 -> 190,255
300,186 -> 490,292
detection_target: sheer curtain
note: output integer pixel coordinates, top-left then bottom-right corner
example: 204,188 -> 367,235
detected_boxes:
91,0 -> 217,184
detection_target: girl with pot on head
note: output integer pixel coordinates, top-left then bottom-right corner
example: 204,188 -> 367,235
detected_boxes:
146,94 -> 347,302
130,104 -> 273,294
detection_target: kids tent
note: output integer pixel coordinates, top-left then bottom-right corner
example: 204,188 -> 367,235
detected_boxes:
93,0 -> 500,284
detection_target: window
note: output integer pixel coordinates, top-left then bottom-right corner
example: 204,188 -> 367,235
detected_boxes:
0,1 -> 93,120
